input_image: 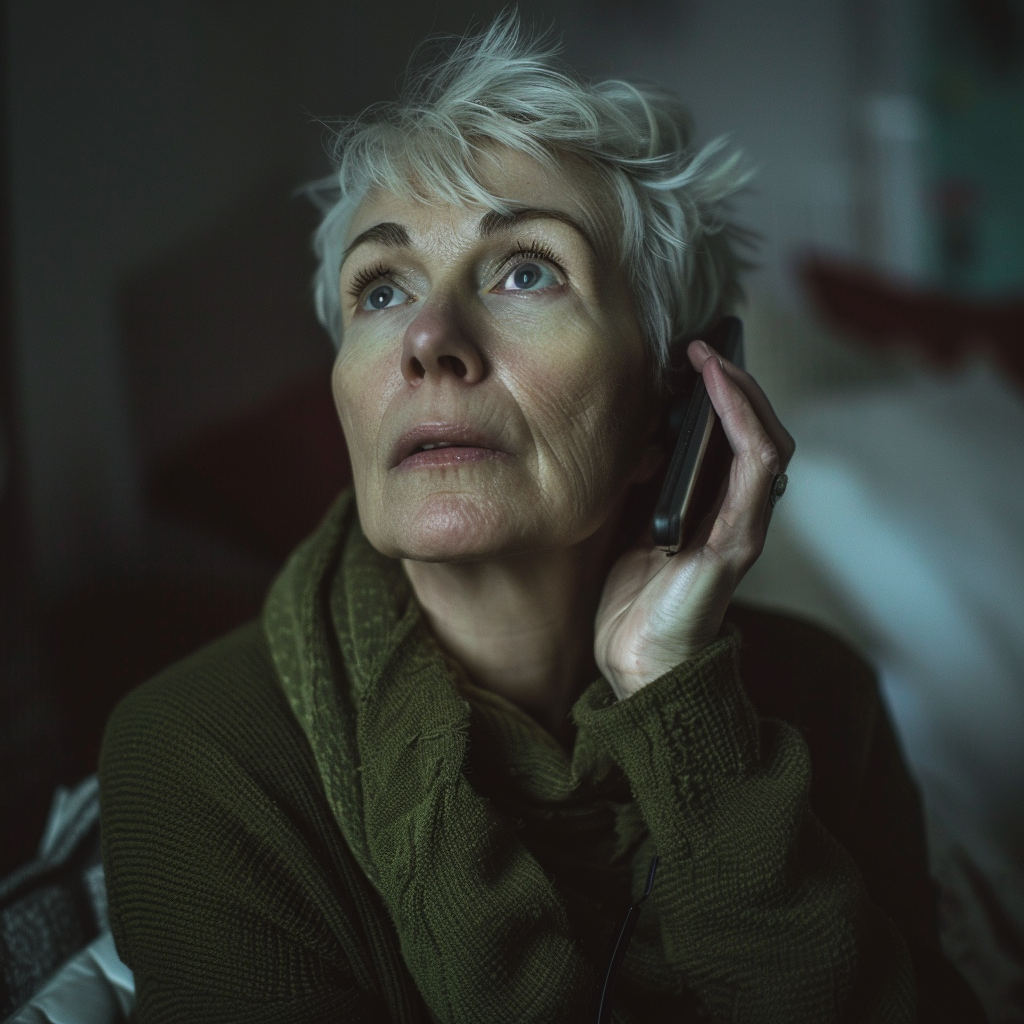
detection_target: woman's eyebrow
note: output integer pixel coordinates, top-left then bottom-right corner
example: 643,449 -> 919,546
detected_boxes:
339,207 -> 598,271
477,207 -> 599,255
340,221 -> 411,269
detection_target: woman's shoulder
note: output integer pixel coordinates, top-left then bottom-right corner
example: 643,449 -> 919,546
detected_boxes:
725,600 -> 877,703
724,601 -> 937,924
725,600 -> 880,740
99,618 -> 344,856
101,622 -> 303,827
99,619 -> 321,861
102,620 -> 289,771
98,623 -> 400,1017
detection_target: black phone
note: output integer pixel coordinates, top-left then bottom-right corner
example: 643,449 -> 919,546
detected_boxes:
651,316 -> 745,555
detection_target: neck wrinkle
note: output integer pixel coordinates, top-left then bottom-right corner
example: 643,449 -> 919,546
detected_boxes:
401,517 -> 619,744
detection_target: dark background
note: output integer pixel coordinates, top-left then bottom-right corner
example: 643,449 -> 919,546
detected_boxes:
2,0 -> 1023,1014
0,0 -> 893,864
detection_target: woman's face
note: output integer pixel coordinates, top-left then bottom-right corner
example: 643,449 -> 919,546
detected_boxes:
332,145 -> 661,562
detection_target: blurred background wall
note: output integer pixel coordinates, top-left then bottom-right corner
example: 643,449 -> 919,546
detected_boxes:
2,0 -> 1022,1018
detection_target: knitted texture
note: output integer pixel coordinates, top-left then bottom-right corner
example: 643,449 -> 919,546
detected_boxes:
99,490 -> 987,1022
267,493 -> 604,1023
266,492 -> 914,1023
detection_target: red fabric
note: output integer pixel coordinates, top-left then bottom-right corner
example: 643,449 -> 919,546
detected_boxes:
801,256 -> 1024,389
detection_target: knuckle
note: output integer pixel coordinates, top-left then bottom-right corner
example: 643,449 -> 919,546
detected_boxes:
758,439 -> 781,475
781,430 -> 796,464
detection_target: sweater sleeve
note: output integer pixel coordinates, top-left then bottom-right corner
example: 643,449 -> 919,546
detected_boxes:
572,628 -> 917,1023
99,624 -> 401,1024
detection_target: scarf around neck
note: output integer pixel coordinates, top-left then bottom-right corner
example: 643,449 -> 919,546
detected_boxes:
263,491 -> 677,1024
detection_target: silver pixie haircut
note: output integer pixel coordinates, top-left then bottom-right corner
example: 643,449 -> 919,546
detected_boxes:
306,11 -> 754,385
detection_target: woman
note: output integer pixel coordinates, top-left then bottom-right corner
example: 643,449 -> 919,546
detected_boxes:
99,15 -> 984,1023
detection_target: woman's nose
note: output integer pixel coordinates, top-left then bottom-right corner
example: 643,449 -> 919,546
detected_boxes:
401,299 -> 486,386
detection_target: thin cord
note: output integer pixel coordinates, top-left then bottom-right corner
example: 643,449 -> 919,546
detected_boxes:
596,854 -> 658,1024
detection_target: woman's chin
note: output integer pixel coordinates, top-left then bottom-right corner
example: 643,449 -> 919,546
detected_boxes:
383,491 -> 528,563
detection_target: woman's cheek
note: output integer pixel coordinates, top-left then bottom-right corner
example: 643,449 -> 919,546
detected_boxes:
512,368 -> 629,521
332,345 -> 387,477
497,298 -> 599,385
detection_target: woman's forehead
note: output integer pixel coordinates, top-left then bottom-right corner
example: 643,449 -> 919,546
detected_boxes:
344,146 -> 619,256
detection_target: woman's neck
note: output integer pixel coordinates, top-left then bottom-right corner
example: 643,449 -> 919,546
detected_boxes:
401,524 -> 617,746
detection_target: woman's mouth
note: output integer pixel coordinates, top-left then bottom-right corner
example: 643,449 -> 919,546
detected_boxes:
397,443 -> 504,470
391,424 -> 509,469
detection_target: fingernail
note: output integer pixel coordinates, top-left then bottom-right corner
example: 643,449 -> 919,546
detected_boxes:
695,340 -> 711,359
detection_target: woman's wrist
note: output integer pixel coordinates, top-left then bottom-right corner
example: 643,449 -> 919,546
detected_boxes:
606,663 -> 676,701
579,629 -> 755,777
604,634 -> 719,701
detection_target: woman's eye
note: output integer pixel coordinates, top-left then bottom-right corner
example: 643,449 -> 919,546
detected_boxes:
361,283 -> 409,311
500,261 -> 560,292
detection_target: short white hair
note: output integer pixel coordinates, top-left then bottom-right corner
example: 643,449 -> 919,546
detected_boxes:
306,11 -> 754,386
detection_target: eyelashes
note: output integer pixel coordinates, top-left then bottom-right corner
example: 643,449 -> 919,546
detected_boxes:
344,238 -> 567,305
347,260 -> 390,301
502,239 -> 564,278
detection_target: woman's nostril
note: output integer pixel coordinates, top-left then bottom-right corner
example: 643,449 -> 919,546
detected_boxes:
440,355 -> 468,379
409,356 -> 426,379
436,356 -> 471,380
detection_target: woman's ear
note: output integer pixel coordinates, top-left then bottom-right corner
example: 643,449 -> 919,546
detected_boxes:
612,439 -> 667,552
631,438 -> 666,485
624,385 -> 671,487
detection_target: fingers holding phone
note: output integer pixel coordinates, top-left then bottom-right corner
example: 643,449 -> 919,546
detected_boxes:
652,318 -> 744,555
688,338 -> 795,564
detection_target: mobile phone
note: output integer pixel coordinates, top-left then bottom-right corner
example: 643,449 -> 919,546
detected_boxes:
651,317 -> 745,555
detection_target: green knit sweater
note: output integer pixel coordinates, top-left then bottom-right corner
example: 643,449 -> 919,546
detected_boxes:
99,493 -> 983,1023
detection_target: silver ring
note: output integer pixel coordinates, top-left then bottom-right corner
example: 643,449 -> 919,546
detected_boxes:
769,472 -> 788,508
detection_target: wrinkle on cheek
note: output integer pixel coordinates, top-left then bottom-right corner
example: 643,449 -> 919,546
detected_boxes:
506,339 -> 635,524
492,294 -> 603,351
333,351 -> 396,485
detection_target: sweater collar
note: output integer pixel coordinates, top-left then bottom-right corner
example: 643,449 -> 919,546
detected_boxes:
264,489 -> 631,1023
